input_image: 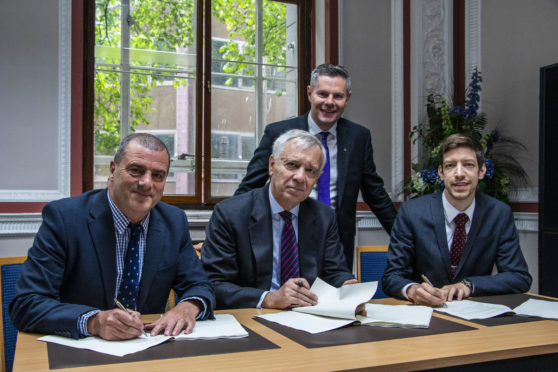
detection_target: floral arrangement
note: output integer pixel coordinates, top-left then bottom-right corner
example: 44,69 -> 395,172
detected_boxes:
406,68 -> 528,202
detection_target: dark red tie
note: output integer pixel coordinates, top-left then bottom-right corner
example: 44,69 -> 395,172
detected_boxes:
279,211 -> 300,284
450,213 -> 469,277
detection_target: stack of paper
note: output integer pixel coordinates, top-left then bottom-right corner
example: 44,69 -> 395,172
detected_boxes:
39,314 -> 248,357
257,278 -> 432,333
436,298 -> 558,320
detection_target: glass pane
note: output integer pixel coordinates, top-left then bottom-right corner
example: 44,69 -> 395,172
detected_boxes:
94,0 -> 197,196
210,0 -> 298,197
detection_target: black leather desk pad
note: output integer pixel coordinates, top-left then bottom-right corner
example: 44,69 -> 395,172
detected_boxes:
254,315 -> 475,349
435,293 -> 558,327
46,326 -> 278,369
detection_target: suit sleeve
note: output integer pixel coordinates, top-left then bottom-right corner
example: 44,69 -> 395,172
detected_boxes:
360,130 -> 397,234
381,203 -> 417,299
9,204 -> 98,339
234,125 -> 275,195
467,207 -> 532,295
201,204 -> 265,308
173,212 -> 216,318
321,213 -> 356,286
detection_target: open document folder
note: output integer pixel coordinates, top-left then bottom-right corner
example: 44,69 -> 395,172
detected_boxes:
38,314 -> 248,357
257,278 -> 433,334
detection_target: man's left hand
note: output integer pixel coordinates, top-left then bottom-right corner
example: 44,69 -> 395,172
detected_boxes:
144,300 -> 202,336
441,282 -> 471,301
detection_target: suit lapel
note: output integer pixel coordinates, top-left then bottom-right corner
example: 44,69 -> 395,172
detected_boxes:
335,119 -> 350,208
88,191 -> 118,309
297,200 -> 318,280
138,209 -> 164,308
431,193 -> 452,279
248,186 -> 274,288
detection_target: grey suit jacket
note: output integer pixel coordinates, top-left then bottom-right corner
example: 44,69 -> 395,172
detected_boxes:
235,113 -> 396,267
382,192 -> 532,298
202,185 -> 354,308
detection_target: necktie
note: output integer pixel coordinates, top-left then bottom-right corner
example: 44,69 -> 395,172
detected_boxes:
450,213 -> 469,277
279,211 -> 300,284
317,132 -> 331,206
118,223 -> 142,310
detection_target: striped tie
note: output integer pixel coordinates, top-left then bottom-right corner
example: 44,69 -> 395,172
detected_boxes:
279,211 -> 300,284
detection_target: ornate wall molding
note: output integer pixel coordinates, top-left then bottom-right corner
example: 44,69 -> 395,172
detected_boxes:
0,0 -> 71,202
465,0 -> 482,82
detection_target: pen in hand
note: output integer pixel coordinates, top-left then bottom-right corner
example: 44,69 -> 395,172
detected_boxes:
420,274 -> 434,287
114,298 -> 146,336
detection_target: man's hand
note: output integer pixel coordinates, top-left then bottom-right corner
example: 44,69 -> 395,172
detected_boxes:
343,278 -> 358,285
441,282 -> 471,302
407,283 -> 448,307
87,309 -> 143,340
262,278 -> 318,309
145,300 -> 202,336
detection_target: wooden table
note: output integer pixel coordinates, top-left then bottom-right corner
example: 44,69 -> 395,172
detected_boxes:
12,297 -> 558,371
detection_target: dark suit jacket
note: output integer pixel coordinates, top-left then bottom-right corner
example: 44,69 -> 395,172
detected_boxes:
201,185 -> 354,309
235,113 -> 396,267
382,192 -> 532,298
9,189 -> 215,339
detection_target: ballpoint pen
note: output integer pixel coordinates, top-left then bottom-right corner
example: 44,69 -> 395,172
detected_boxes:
114,298 -> 147,336
420,274 -> 434,287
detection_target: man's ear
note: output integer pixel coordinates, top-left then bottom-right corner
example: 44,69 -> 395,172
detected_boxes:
268,155 -> 275,178
478,161 -> 487,180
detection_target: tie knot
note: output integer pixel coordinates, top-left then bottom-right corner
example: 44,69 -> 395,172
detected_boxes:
279,211 -> 292,224
129,223 -> 142,237
453,213 -> 469,227
320,131 -> 329,144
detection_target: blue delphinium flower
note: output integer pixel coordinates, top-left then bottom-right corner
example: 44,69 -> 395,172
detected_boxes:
484,159 -> 495,178
449,68 -> 483,119
420,167 -> 440,186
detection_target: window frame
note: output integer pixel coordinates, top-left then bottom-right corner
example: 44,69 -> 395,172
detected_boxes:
83,0 -> 311,207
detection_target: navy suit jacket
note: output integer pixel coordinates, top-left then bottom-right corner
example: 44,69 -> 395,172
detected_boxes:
9,189 -> 215,339
235,113 -> 396,267
201,185 -> 354,309
382,192 -> 532,298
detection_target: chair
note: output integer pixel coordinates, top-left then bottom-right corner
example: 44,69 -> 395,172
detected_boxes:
356,246 -> 388,299
0,257 -> 26,372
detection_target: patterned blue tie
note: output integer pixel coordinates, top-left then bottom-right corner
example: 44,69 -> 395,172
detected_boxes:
279,211 -> 300,284
118,223 -> 142,311
318,132 -> 331,205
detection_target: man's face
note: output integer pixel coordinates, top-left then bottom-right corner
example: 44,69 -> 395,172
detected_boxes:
269,140 -> 323,211
307,75 -> 351,131
108,140 -> 169,223
438,146 -> 486,210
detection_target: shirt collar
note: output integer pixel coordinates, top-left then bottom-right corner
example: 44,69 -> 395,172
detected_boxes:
268,186 -> 300,218
107,190 -> 150,234
308,114 -> 337,138
442,191 -> 475,225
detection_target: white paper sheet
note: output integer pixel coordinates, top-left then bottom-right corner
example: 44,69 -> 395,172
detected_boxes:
359,303 -> 433,328
39,314 -> 248,357
513,298 -> 558,319
293,278 -> 377,319
435,300 -> 513,320
257,311 -> 356,334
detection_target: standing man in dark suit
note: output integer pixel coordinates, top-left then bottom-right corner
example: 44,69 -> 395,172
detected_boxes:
202,130 -> 356,309
10,133 -> 215,340
235,64 -> 396,269
382,134 -> 531,307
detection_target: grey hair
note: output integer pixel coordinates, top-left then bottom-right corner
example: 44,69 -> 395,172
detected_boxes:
272,129 -> 327,174
114,133 -> 171,172
309,64 -> 351,92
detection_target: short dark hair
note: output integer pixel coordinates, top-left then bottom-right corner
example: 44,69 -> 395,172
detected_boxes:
438,133 -> 484,168
309,64 -> 351,92
114,133 -> 170,171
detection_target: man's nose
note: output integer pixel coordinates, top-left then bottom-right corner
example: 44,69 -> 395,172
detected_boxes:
455,164 -> 465,176
138,172 -> 152,187
324,94 -> 334,105
292,166 -> 305,181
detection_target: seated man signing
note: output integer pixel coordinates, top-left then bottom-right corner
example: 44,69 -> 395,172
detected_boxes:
202,129 -> 356,309
10,133 -> 215,340
382,133 -> 531,307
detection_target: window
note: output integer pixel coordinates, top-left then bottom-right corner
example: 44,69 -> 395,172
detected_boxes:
89,0 -> 309,204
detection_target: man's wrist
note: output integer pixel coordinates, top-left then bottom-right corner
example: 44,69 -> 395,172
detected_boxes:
461,279 -> 474,295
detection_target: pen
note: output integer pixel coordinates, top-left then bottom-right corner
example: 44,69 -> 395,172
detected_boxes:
297,279 -> 303,287
421,274 -> 434,287
114,298 -> 147,336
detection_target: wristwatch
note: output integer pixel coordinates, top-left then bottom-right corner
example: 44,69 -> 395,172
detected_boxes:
461,279 -> 474,294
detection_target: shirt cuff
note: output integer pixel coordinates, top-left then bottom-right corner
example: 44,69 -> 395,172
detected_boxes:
179,296 -> 208,319
78,309 -> 101,337
257,291 -> 269,308
402,283 -> 418,300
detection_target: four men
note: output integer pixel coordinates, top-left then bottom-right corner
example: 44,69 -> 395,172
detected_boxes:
10,66 -> 533,341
